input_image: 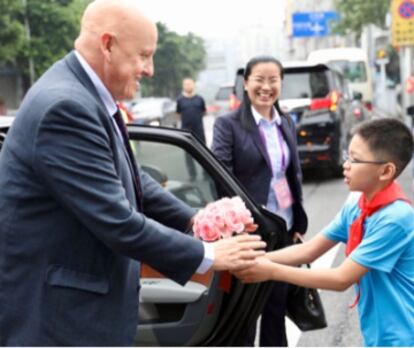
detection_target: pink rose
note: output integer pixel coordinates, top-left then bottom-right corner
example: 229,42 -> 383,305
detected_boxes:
197,217 -> 221,241
193,196 -> 256,241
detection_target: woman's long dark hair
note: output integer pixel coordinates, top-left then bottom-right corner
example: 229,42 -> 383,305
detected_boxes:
240,55 -> 285,131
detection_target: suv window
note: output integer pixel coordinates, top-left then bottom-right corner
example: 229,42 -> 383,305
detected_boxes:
131,140 -> 217,209
327,60 -> 367,83
281,70 -> 329,99
215,86 -> 233,100
332,71 -> 351,100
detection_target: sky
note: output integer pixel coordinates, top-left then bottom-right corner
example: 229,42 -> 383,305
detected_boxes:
137,0 -> 287,38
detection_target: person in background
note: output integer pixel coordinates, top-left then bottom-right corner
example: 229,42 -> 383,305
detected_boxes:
176,77 -> 206,143
0,1 -> 266,345
235,118 -> 414,347
176,77 -> 207,180
212,56 -> 308,347
0,96 -> 6,116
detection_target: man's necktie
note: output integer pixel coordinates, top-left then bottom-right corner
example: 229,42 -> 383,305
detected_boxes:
113,109 -> 143,210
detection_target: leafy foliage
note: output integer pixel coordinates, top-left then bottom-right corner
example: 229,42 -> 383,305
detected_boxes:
334,0 -> 390,38
141,22 -> 206,98
0,0 -> 88,88
0,0 -> 26,65
0,3 -> 206,97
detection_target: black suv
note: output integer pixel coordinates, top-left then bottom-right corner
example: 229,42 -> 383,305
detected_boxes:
235,62 -> 369,173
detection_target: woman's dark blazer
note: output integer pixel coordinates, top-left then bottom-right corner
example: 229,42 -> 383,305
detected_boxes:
212,107 -> 308,234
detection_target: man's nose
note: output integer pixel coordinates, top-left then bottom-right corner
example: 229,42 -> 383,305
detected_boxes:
142,60 -> 154,78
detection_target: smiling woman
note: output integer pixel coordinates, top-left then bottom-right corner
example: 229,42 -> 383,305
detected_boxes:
212,55 -> 308,346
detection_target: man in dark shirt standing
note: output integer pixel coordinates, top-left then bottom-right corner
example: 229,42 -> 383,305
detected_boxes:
176,78 -> 206,143
176,77 -> 206,180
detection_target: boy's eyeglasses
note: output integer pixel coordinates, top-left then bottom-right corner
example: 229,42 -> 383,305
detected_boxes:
342,151 -> 387,165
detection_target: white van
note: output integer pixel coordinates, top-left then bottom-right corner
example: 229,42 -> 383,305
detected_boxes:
308,47 -> 373,111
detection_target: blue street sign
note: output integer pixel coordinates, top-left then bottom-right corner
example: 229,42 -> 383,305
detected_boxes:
292,11 -> 339,38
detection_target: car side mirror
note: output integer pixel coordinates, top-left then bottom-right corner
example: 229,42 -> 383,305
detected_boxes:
353,91 -> 363,101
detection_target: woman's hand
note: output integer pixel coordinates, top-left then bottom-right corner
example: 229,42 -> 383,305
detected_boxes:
232,256 -> 276,283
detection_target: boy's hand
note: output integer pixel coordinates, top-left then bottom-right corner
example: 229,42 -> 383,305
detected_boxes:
232,256 -> 275,283
211,234 -> 266,272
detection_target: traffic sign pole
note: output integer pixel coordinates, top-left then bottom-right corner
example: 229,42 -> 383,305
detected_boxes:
400,46 -> 414,122
392,0 -> 414,121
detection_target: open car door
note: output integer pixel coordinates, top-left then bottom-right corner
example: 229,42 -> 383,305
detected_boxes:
127,125 -> 287,346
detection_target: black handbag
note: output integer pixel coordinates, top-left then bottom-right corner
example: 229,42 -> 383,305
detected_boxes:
286,258 -> 327,331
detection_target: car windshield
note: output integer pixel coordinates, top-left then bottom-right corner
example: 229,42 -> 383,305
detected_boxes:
215,87 -> 233,100
327,60 -> 367,83
281,70 -> 329,99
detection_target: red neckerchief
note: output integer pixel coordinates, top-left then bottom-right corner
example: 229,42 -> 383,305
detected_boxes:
346,181 -> 410,308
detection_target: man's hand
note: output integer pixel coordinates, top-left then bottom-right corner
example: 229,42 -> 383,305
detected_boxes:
211,234 -> 266,271
232,256 -> 275,283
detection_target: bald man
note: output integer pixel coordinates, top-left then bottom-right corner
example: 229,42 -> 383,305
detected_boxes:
0,1 -> 265,345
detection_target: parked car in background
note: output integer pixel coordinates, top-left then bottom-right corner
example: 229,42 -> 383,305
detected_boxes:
0,117 -> 13,147
210,84 -> 240,116
234,62 -> 369,174
129,97 -> 179,127
0,117 -> 286,346
307,47 -> 374,112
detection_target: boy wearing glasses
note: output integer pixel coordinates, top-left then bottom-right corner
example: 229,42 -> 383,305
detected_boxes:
235,118 -> 414,347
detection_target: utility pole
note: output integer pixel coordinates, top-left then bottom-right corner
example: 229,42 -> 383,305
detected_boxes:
400,47 -> 414,122
22,0 -> 35,86
391,0 -> 414,123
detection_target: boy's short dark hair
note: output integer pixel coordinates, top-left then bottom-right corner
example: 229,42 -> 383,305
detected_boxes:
353,118 -> 414,177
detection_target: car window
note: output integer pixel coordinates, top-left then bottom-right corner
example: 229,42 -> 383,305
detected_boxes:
234,71 -> 245,101
331,71 -> 341,91
0,133 -> 5,150
328,60 -> 367,83
215,87 -> 233,101
335,72 -> 351,99
130,140 -> 218,208
281,70 -> 329,99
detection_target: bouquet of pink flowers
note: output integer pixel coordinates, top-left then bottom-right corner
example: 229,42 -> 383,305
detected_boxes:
193,196 -> 257,241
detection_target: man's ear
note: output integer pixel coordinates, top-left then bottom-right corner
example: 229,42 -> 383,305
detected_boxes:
100,32 -> 115,61
379,162 -> 397,181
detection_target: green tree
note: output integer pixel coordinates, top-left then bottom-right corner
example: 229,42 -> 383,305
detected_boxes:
0,0 -> 88,90
334,0 -> 390,38
334,0 -> 400,83
0,1 -> 25,64
141,22 -> 206,98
